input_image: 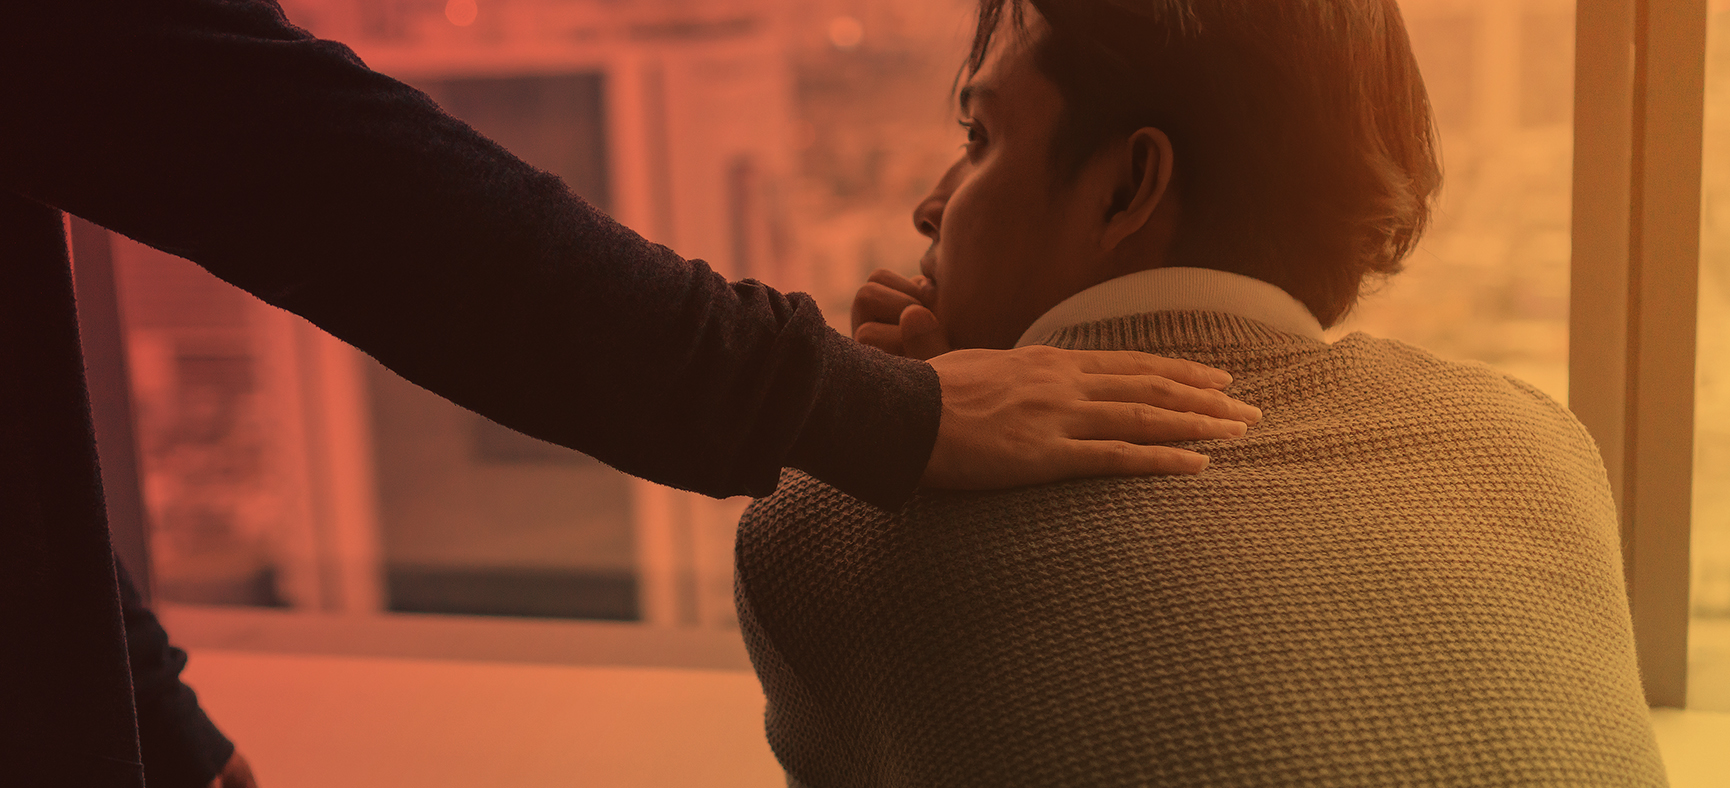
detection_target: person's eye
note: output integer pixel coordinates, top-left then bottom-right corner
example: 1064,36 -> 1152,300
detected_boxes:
957,119 -> 986,152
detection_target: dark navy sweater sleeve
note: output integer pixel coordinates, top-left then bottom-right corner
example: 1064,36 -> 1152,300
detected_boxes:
0,0 -> 939,510
118,565 -> 234,788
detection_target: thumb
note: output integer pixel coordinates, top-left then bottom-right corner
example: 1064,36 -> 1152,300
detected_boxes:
899,304 -> 951,361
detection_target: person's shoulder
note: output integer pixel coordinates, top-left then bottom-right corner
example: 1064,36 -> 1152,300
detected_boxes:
739,469 -> 900,560
741,468 -> 1139,547
1330,333 -> 1557,404
745,468 -> 881,520
1330,332 -> 1603,461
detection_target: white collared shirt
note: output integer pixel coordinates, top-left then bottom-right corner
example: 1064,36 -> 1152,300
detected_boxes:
1013,266 -> 1327,348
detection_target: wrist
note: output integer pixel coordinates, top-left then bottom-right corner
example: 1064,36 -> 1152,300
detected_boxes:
786,328 -> 940,509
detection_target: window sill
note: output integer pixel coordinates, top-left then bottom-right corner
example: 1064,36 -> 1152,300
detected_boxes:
180,647 -> 1729,788
159,603 -> 752,672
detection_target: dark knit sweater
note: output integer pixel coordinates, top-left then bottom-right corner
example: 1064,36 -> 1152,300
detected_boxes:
738,311 -> 1667,787
1,1 -> 939,784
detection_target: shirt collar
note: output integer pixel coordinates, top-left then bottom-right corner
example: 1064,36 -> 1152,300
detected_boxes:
1013,266 -> 1327,348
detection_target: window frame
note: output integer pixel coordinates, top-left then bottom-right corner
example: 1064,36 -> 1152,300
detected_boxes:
1569,0 -> 1709,709
72,31 -> 774,673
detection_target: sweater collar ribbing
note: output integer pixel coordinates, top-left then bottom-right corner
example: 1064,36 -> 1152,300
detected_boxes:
1014,267 -> 1327,348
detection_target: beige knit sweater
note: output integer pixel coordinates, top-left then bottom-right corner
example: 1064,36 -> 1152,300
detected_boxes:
735,311 -> 1668,788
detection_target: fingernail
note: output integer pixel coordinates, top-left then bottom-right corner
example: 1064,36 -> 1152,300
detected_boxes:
1246,406 -> 1264,424
1211,370 -> 1233,386
1228,421 -> 1248,437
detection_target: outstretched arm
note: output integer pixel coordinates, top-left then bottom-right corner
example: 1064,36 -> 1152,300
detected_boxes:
2,0 -> 1254,510
0,0 -> 934,506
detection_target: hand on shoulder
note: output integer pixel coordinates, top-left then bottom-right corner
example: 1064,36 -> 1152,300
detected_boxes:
848,268 -> 1263,490
921,344 -> 1261,489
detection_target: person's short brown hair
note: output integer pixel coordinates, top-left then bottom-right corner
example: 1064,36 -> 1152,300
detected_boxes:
965,0 -> 1442,328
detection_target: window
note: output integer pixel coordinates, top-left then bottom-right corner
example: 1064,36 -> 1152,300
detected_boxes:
1565,0 -> 1713,712
76,0 -> 1727,717
1691,0 -> 1730,713
367,73 -> 640,622
111,0 -> 808,667
1333,0 -> 1575,410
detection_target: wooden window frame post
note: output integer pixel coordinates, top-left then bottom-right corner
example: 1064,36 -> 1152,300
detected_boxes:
1570,0 -> 1710,708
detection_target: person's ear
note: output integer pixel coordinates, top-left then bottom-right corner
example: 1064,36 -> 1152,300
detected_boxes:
1100,127 -> 1174,251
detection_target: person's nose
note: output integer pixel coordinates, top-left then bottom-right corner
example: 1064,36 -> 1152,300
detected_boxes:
913,157 -> 966,242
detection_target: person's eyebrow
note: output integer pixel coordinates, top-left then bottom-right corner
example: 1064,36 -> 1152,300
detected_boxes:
958,84 -> 996,114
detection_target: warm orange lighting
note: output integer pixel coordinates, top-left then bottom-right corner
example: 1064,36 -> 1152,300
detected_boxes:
828,16 -> 863,50
445,0 -> 477,27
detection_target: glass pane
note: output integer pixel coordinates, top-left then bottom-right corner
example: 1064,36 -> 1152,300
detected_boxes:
366,73 -> 641,621
124,0 -> 1584,631
1691,0 -> 1730,713
782,0 -> 981,329
115,69 -> 649,621
1330,0 -> 1575,406
114,239 -> 294,607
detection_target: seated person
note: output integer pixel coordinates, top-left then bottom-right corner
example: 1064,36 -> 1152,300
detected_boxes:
733,1 -> 1668,786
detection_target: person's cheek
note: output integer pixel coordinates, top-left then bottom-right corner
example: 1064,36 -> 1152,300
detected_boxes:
943,244 -> 994,349
937,172 -> 998,346
932,248 -> 960,331
931,197 -> 967,326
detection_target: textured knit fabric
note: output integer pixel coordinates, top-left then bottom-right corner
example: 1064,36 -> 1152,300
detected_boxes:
1016,267 -> 1325,346
737,311 -> 1668,788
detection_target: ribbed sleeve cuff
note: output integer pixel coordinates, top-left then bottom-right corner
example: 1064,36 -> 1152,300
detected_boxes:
786,330 -> 941,511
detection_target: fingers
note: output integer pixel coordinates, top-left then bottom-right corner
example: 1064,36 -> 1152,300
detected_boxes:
1014,346 -> 1259,423
852,267 -> 950,360
909,275 -> 937,305
854,322 -> 904,356
1084,374 -> 1262,425
1061,441 -> 1213,477
852,268 -> 938,334
1069,400 -> 1250,443
921,347 -> 1236,491
898,304 -> 951,361
851,282 -> 923,335
854,307 -> 951,361
867,268 -> 929,299
1064,348 -> 1235,390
